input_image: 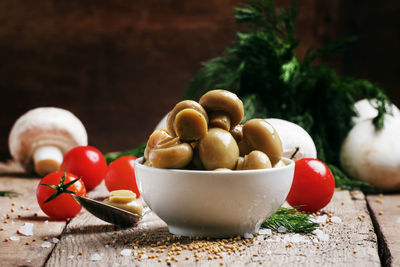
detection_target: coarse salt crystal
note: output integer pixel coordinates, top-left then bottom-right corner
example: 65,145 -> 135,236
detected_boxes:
290,234 -> 301,243
26,259 -> 31,263
244,233 -> 254,239
68,255 -> 74,259
44,220 -> 48,224
41,241 -> 51,248
52,237 -> 59,244
10,236 -> 20,241
331,216 -> 342,223
105,244 -> 110,248
277,226 -> 287,233
259,229 -> 272,235
257,236 -> 264,241
313,229 -> 329,241
120,249 -> 131,256
141,254 -> 148,260
18,223 -> 34,236
312,215 -> 328,224
90,253 -> 103,261
266,250 -> 272,255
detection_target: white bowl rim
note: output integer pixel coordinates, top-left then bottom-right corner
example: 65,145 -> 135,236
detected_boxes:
135,157 -> 294,175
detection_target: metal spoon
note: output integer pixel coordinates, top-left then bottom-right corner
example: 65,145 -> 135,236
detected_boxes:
72,194 -> 142,227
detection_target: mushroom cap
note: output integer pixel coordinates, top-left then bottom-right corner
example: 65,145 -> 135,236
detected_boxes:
166,100 -> 208,136
238,150 -> 272,170
9,107 -> 88,169
199,90 -> 244,129
242,119 -> 282,166
198,128 -> 239,170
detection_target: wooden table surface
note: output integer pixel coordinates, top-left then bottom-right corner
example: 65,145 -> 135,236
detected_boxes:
0,161 -> 399,267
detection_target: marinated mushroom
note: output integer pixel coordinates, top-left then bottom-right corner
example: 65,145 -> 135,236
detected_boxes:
8,107 -> 88,176
241,119 -> 283,166
199,90 -> 244,131
166,100 -> 208,142
198,128 -> 239,170
236,150 -> 272,170
230,124 -> 243,143
145,133 -> 193,169
144,129 -> 173,160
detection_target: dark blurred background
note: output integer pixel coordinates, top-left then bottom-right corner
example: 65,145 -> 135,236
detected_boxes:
0,0 -> 399,160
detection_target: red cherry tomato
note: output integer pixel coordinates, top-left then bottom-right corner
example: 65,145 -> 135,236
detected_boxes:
286,158 -> 335,212
61,146 -> 107,191
104,156 -> 140,197
36,171 -> 86,219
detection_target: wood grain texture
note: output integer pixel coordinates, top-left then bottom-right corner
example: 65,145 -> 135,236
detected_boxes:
367,194 -> 400,266
0,176 -> 67,267
45,185 -> 381,266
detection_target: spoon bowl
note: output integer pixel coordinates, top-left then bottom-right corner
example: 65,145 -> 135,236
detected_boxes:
72,194 -> 142,227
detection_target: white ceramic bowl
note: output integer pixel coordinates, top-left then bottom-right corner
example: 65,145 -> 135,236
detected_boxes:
135,157 -> 294,238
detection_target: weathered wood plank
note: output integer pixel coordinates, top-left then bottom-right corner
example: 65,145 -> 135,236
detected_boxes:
0,176 -> 67,267
46,184 -> 381,266
366,194 -> 400,266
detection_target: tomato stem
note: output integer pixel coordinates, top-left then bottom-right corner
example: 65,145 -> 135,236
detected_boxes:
40,172 -> 81,203
290,146 -> 300,160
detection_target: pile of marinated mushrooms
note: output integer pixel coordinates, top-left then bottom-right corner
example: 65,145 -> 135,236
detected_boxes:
144,89 -> 284,170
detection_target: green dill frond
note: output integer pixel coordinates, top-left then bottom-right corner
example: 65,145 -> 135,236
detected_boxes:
0,191 -> 19,197
262,207 -> 319,234
104,143 -> 146,165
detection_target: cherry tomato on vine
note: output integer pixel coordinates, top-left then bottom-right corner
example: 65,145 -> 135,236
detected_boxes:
36,171 -> 86,219
286,158 -> 335,212
61,146 -> 107,191
104,156 -> 140,197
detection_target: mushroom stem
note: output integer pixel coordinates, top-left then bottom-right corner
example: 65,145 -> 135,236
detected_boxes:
209,111 -> 231,131
33,145 -> 63,176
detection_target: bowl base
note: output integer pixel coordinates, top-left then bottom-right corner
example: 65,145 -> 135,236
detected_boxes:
168,225 -> 259,238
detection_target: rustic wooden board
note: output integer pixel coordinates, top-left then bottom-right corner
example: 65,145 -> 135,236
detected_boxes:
0,160 -> 388,266
0,176 -> 67,267
367,194 -> 400,266
45,184 -> 381,267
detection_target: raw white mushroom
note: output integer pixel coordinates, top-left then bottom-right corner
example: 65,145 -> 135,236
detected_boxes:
9,107 -> 88,176
265,118 -> 317,160
353,98 -> 400,124
340,103 -> 400,191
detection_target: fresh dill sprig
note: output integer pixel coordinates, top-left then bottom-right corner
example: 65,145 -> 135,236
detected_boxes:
0,191 -> 19,197
262,207 -> 319,234
104,143 -> 146,165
